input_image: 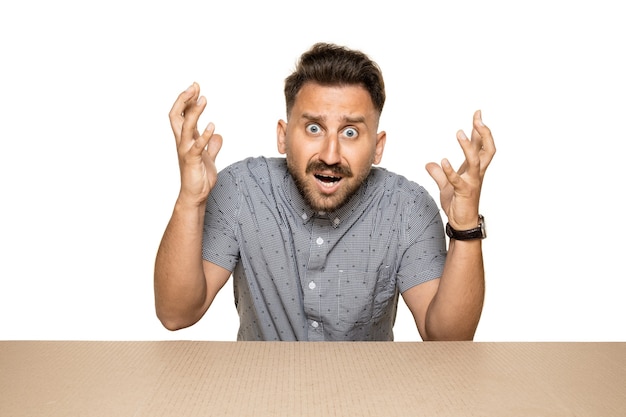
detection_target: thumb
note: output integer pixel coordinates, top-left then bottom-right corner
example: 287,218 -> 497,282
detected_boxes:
207,133 -> 223,161
196,123 -> 223,161
425,162 -> 448,191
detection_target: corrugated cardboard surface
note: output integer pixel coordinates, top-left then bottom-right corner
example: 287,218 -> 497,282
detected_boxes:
1,341 -> 624,416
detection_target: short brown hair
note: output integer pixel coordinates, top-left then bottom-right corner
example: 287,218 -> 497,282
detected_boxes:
284,43 -> 386,118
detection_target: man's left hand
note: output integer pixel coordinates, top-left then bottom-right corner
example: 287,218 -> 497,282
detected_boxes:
426,110 -> 496,230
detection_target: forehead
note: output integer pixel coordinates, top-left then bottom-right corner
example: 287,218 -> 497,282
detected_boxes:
291,82 -> 378,120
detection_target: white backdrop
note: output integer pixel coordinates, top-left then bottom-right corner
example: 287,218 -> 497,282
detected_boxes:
1,1 -> 624,341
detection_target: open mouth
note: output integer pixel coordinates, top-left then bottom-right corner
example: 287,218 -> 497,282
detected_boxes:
306,162 -> 350,192
314,174 -> 342,185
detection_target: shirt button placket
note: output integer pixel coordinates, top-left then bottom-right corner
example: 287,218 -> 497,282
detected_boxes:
306,219 -> 328,340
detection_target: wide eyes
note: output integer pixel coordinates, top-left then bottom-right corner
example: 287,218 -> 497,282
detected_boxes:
305,123 -> 359,139
343,127 -> 358,139
306,123 -> 321,134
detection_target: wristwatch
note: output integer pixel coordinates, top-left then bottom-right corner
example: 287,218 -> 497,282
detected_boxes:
445,215 -> 487,240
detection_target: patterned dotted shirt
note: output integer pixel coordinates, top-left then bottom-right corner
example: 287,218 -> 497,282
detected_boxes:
202,157 -> 446,341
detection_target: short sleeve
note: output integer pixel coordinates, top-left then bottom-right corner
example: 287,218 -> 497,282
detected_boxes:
396,192 -> 447,293
201,165 -> 241,272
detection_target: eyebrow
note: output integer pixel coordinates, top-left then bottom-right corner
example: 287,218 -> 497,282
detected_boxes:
301,112 -> 366,125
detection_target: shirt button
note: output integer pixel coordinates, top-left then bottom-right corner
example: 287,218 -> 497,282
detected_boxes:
333,217 -> 340,226
316,237 -> 324,245
308,281 -> 316,290
301,213 -> 308,220
311,321 -> 319,328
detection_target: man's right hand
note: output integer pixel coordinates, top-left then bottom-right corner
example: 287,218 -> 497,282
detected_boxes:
168,83 -> 223,207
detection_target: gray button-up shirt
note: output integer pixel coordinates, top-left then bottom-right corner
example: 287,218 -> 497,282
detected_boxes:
202,157 -> 446,341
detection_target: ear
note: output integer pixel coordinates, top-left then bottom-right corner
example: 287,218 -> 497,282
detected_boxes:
276,119 -> 288,154
373,130 -> 387,165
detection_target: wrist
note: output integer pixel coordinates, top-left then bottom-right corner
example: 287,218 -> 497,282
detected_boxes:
446,215 -> 486,240
176,189 -> 208,210
174,195 -> 207,218
447,213 -> 480,231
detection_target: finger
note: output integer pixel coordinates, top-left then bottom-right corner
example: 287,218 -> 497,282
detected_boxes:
180,95 -> 207,149
169,83 -> 199,143
425,161 -> 455,192
194,123 -> 223,161
456,129 -> 481,178
440,158 -> 465,190
425,162 -> 445,191
470,110 -> 484,146
473,110 -> 496,171
206,133 -> 223,162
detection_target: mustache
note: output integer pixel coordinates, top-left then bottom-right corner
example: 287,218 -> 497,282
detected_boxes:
305,161 -> 352,177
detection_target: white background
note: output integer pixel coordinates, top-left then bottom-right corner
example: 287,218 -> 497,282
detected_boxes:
1,1 -> 624,341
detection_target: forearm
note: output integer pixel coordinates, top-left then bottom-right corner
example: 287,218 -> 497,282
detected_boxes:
424,239 -> 485,340
154,200 -> 208,330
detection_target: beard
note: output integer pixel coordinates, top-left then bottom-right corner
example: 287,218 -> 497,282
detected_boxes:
287,158 -> 373,212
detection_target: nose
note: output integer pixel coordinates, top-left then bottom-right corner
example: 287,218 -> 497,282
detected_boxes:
318,133 -> 341,166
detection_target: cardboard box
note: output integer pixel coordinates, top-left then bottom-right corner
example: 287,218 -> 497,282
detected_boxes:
1,341 -> 624,416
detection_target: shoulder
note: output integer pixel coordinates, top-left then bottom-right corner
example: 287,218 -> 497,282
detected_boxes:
368,167 -> 441,224
368,168 -> 444,241
219,156 -> 287,180
368,167 -> 433,203
214,157 -> 288,201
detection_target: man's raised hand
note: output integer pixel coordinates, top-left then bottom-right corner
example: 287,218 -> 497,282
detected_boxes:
425,110 -> 495,230
168,83 -> 223,207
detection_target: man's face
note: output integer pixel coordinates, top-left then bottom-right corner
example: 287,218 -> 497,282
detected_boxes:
277,82 -> 386,212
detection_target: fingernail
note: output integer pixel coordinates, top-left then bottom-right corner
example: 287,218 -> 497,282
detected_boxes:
185,84 -> 194,93
459,130 -> 468,140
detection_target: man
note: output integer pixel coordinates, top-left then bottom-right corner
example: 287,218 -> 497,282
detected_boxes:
154,43 -> 495,341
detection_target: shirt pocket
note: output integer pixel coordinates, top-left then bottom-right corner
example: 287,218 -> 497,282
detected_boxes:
338,265 -> 396,325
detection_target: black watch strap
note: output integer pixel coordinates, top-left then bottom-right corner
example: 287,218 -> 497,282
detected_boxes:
445,215 -> 486,240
